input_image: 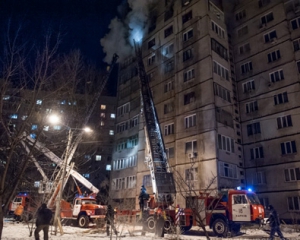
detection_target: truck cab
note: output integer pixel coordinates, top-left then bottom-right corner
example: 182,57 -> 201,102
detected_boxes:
8,193 -> 31,215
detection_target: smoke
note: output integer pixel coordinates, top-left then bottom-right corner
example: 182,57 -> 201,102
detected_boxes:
100,0 -> 157,63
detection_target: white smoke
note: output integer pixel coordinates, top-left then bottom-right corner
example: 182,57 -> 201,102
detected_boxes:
100,0 -> 157,63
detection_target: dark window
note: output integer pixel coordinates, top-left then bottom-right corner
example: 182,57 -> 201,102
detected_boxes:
247,122 -> 261,136
211,38 -> 228,60
258,0 -> 270,8
182,11 -> 192,24
277,115 -> 293,129
293,39 -> 300,52
264,30 -> 277,43
250,147 -> 264,159
164,26 -> 173,38
291,17 -> 300,30
297,61 -> 300,73
274,92 -> 288,105
268,50 -> 281,63
261,12 -> 274,24
183,49 -> 192,62
281,141 -> 297,155
148,38 -> 155,49
184,92 -> 195,105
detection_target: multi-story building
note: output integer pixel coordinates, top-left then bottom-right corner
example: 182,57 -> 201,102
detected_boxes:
110,0 -> 300,220
223,0 -> 300,220
110,0 -> 240,209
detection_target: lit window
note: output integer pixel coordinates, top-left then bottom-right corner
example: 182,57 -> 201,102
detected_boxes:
109,130 -> 114,135
110,113 -> 116,119
101,105 -> 106,110
31,125 -> 38,130
34,181 -> 40,188
30,133 -> 36,139
10,114 -> 18,119
101,113 -> 105,118
95,155 -> 102,161
53,125 -> 61,130
83,174 -> 90,178
3,95 -> 10,100
36,99 -> 42,105
22,115 -> 28,120
60,100 -> 66,105
43,126 -> 49,131
106,165 -> 111,171
100,121 -> 105,126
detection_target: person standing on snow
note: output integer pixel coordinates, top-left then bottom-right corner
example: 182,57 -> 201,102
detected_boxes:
106,205 -> 118,236
34,203 -> 53,240
14,203 -> 24,222
266,205 -> 285,240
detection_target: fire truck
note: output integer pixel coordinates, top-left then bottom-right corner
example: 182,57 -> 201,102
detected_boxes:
198,189 -> 264,237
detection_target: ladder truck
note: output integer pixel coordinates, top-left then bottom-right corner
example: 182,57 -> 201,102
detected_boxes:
9,54 -> 119,227
128,42 -> 193,233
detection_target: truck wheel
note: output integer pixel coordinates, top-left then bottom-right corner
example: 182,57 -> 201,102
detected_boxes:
146,216 -> 156,232
212,218 -> 228,237
78,215 -> 89,228
164,217 -> 174,233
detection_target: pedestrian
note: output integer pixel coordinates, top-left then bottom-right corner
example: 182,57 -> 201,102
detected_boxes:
106,205 -> 118,236
266,205 -> 285,240
34,203 -> 53,240
14,203 -> 24,223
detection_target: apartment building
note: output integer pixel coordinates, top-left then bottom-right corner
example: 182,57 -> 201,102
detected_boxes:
110,0 -> 241,209
223,0 -> 300,220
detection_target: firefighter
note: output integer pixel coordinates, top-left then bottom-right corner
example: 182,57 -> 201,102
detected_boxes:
14,203 -> 24,223
266,205 -> 285,240
138,185 -> 149,211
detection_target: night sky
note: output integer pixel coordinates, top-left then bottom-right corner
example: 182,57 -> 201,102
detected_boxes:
0,0 -> 124,68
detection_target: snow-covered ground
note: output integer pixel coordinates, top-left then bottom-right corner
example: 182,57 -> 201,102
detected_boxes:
2,218 -> 300,240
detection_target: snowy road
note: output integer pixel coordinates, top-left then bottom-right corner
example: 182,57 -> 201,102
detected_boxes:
2,218 -> 300,239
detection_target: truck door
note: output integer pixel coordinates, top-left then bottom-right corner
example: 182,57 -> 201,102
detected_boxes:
10,197 -> 23,212
231,194 -> 251,222
72,199 -> 81,217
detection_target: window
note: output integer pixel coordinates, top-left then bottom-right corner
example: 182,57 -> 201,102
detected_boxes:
258,0 -> 270,8
268,50 -> 281,63
101,105 -> 106,110
239,43 -> 251,54
3,95 -> 10,100
148,54 -> 155,65
95,155 -> 102,161
100,121 -> 104,126
164,43 -> 174,56
211,39 -> 228,60
184,69 -> 195,82
185,168 -> 198,182
43,126 -> 49,131
264,30 -> 277,43
31,124 -> 38,130
182,0 -> 191,6
106,165 -> 111,171
164,81 -> 174,93
243,80 -> 255,93
109,130 -> 114,135
237,25 -> 248,37
53,125 -> 61,130
143,175 -> 152,187
126,176 -> 136,189
213,61 -> 229,80
117,102 -> 130,116
211,21 -> 225,39
22,115 -> 28,120
261,12 -> 274,24
110,113 -> 116,119
164,102 -> 174,114
297,61 -> 300,73
218,134 -> 235,153
281,140 -> 297,155
291,17 -> 300,30
116,121 -> 129,133
164,26 -> 173,38
183,49 -> 192,61
164,123 -> 174,135
250,147 -> 264,159
259,197 -> 269,208
185,140 -> 197,153
274,92 -> 288,105
235,9 -> 246,21
215,108 -> 233,128
184,92 -> 195,105
100,113 -> 105,118
30,133 -> 36,139
253,172 -> 266,185
240,61 -> 253,74
184,114 -> 196,128
219,161 -> 237,179
247,122 -> 261,136
182,11 -> 192,24
183,29 -> 193,41
36,99 -> 42,105
293,39 -> 300,52
213,83 -> 231,102
277,115 -> 292,129
285,168 -> 300,182
130,115 -> 139,128
270,69 -> 284,82
166,147 -> 175,158
287,196 -> 300,211
60,100 -> 66,105
148,38 -> 155,49
164,7 -> 174,21
246,101 -> 258,113
164,60 -> 174,73
10,114 -> 18,119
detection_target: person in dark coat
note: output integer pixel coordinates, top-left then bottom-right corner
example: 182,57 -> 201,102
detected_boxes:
106,205 -> 118,236
138,185 -> 149,211
266,205 -> 285,240
34,203 -> 53,240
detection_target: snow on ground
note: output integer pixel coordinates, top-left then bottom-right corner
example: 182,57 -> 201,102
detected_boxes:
2,218 -> 300,240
